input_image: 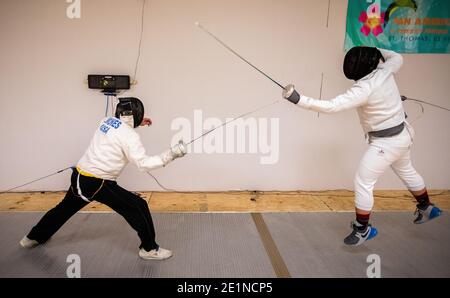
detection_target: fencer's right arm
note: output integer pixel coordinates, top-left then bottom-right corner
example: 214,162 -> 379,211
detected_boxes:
124,134 -> 187,171
283,81 -> 371,114
377,48 -> 403,74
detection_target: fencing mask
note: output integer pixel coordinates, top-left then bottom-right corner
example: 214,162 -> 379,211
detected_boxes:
115,97 -> 144,128
343,46 -> 384,81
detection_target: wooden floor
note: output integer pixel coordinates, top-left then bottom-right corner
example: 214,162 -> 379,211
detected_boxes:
1,190 -> 449,212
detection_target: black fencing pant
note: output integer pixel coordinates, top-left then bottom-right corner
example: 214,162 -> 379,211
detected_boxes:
27,169 -> 159,251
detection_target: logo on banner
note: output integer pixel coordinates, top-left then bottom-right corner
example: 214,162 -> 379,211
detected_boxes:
358,0 -> 418,37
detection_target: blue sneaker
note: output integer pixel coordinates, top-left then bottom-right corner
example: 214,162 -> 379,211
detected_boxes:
344,222 -> 378,246
414,204 -> 442,224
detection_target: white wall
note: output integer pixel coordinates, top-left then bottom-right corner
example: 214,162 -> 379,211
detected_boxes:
0,0 -> 449,191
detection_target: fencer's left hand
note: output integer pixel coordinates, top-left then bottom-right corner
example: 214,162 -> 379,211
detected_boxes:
140,118 -> 152,126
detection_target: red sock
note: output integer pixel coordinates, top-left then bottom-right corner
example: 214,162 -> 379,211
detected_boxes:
414,191 -> 430,209
356,213 -> 370,228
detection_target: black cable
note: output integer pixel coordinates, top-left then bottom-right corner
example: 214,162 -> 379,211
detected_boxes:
0,167 -> 73,195
105,95 -> 109,117
326,0 -> 331,28
317,73 -> 324,117
402,96 -> 450,112
146,172 -> 181,192
132,0 -> 146,83
110,95 -> 114,116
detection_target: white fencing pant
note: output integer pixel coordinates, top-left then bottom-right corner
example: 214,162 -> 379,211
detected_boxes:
354,124 -> 425,211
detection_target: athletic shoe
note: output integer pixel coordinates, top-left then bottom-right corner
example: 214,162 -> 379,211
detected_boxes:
414,204 -> 442,224
344,221 -> 378,246
19,236 -> 39,248
138,247 -> 173,260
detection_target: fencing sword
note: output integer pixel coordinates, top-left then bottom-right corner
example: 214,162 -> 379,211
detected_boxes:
148,98 -> 280,192
146,23 -> 292,190
195,22 -> 300,104
176,22 -> 290,147
185,99 -> 280,146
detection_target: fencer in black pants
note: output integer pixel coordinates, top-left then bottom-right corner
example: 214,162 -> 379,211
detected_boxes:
21,97 -> 187,260
27,168 -> 159,251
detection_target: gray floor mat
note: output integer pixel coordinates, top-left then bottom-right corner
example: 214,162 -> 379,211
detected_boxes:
0,212 -> 448,277
0,212 -> 275,278
263,212 -> 450,277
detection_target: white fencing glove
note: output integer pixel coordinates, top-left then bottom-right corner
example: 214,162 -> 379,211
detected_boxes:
160,140 -> 187,166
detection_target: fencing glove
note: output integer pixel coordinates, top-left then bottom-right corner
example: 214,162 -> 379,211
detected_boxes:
160,140 -> 187,166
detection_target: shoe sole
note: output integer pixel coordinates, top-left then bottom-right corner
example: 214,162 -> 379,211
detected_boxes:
20,243 -> 39,248
139,254 -> 173,260
19,240 -> 39,249
367,227 -> 378,240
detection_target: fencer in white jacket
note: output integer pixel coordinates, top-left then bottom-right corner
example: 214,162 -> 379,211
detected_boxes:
283,47 -> 442,246
77,116 -> 182,182
21,97 -> 186,260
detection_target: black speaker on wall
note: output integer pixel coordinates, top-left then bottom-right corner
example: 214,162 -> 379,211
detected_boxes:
88,75 -> 130,93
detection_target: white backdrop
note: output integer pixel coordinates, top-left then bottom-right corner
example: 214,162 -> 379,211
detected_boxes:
1,0 -> 449,191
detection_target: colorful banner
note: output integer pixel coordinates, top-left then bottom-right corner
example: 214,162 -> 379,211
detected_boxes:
345,0 -> 450,53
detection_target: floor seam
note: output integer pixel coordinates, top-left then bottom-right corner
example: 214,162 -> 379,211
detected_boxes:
251,213 -> 291,278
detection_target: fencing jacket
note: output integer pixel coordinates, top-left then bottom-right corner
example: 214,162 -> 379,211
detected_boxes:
297,48 -> 405,134
77,117 -> 164,180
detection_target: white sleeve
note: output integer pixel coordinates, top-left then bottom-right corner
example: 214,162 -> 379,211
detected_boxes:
123,133 -> 165,172
377,48 -> 403,74
296,80 -> 371,114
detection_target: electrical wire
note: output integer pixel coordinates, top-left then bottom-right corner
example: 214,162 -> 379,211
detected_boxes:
405,100 -> 425,124
326,0 -> 331,28
110,94 -> 114,116
402,96 -> 450,112
0,167 -> 73,195
146,172 -> 181,192
105,95 -> 109,117
132,0 -> 146,84
317,73 -> 324,117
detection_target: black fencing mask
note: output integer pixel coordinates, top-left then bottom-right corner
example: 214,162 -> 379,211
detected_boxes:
343,46 -> 383,81
115,97 -> 145,128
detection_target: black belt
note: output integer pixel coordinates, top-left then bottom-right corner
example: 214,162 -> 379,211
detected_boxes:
368,122 -> 405,138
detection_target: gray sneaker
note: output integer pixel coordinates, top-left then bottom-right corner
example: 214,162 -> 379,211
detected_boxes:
414,204 -> 442,224
344,222 -> 378,246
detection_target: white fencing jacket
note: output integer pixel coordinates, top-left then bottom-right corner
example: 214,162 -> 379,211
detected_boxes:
77,117 -> 165,180
297,48 -> 405,134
